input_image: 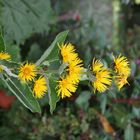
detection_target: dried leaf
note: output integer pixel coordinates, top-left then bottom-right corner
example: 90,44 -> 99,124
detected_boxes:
98,113 -> 116,136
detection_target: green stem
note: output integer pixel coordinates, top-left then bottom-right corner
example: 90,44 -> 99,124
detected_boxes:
80,68 -> 96,82
58,62 -> 68,75
2,65 -> 18,78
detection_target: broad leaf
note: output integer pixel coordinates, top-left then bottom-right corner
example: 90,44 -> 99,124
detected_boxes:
2,0 -> 57,44
1,74 -> 41,113
36,30 -> 69,66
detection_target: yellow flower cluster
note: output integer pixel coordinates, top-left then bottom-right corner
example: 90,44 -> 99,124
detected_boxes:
16,42 -> 131,100
18,63 -> 47,98
113,55 -> 131,90
91,55 -> 131,93
57,43 -> 83,98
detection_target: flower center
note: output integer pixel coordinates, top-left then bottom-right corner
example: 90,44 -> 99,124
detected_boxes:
61,79 -> 68,87
96,72 -> 101,80
63,54 -> 69,62
23,67 -> 31,75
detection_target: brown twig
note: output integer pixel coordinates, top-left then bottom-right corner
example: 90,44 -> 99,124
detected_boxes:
112,97 -> 140,104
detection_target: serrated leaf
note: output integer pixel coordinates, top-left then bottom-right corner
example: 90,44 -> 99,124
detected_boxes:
0,32 -> 5,52
124,124 -> 134,140
2,0 -> 57,44
36,30 -> 69,66
1,74 -> 41,113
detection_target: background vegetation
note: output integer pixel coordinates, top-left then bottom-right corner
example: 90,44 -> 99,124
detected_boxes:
1,0 -> 140,139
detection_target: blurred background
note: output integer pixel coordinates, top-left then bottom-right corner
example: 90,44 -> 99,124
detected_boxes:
0,0 -> 140,139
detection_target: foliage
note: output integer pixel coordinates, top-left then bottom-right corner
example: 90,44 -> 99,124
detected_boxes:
1,0 -> 56,44
0,0 -> 140,140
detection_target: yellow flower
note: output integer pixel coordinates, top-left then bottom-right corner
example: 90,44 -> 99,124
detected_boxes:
92,59 -> 112,93
93,69 -> 112,93
92,58 -> 104,72
115,75 -> 129,90
113,55 -> 131,90
57,77 -> 77,98
113,55 -> 131,76
33,77 -> 47,98
0,52 -> 11,60
68,58 -> 83,84
18,63 -> 36,82
59,43 -> 78,63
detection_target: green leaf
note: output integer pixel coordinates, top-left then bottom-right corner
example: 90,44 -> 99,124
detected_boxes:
76,91 -> 91,110
45,74 -> 59,114
2,0 -> 57,44
0,30 -> 21,62
36,30 -> 69,66
112,105 -> 132,128
26,43 -> 43,62
0,59 -> 19,69
98,94 -> 107,114
132,107 -> 140,119
131,61 -> 136,76
0,32 -> 5,52
124,124 -> 134,140
6,43 -> 21,62
1,74 -> 41,113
